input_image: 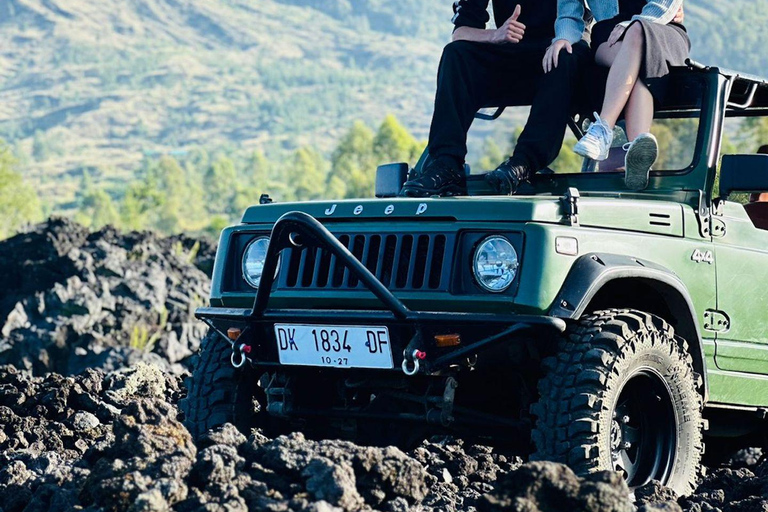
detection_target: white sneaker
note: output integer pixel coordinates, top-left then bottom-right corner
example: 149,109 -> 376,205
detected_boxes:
623,133 -> 658,191
574,113 -> 613,161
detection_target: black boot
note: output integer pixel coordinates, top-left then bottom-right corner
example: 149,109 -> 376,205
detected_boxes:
399,156 -> 466,197
484,157 -> 532,195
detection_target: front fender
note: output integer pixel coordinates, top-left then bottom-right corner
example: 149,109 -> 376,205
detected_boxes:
549,253 -> 709,400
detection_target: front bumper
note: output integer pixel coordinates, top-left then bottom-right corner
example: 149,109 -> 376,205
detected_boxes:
196,211 -> 566,376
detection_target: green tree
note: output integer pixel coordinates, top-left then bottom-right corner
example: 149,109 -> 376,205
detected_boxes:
120,174 -> 165,231
550,139 -> 583,174
284,147 -> 327,201
372,114 -> 422,166
76,187 -> 120,229
248,150 -> 272,190
477,138 -> 505,171
0,143 -> 42,239
739,117 -> 768,152
328,121 -> 376,198
204,156 -> 238,208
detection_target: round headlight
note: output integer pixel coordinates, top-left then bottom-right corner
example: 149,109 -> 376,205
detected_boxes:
242,237 -> 271,289
473,236 -> 519,293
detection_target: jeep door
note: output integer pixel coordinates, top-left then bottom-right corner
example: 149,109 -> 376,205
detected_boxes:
712,201 -> 768,374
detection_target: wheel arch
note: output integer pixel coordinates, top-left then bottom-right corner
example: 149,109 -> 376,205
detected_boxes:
549,253 -> 709,401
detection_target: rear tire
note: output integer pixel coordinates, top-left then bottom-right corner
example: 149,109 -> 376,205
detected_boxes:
180,330 -> 263,441
531,309 -> 704,495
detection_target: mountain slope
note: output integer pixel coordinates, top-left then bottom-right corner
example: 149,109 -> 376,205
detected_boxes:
0,0 -> 766,211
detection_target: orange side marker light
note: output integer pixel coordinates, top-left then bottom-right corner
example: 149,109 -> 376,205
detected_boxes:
434,334 -> 461,347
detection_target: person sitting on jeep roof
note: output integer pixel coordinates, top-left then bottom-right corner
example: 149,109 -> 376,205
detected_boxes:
548,0 -> 689,190
399,0 -> 590,198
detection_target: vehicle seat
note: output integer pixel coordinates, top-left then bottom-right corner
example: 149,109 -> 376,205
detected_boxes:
742,145 -> 768,230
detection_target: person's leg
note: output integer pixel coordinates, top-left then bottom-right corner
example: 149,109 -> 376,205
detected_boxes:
427,41 -> 497,164
513,41 -> 590,171
404,40 -> 506,196
594,41 -> 622,69
486,41 -> 589,194
573,23 -> 645,161
623,78 -> 657,190
597,23 -> 645,128
624,80 -> 654,140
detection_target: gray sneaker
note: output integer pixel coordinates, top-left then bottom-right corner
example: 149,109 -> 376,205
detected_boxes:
624,133 -> 659,191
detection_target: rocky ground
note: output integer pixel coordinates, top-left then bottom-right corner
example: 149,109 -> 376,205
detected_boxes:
0,218 -> 214,376
1,220 -> 767,512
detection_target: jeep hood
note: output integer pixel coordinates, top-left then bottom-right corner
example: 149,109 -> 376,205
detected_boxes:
241,196 -> 684,236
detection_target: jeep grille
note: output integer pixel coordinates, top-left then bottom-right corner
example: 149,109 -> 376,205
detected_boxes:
277,233 -> 455,292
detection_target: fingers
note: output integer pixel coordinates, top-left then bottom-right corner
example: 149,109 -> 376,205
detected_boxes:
542,48 -> 551,73
502,16 -> 525,43
608,29 -> 620,47
506,25 -> 525,41
566,41 -> 573,54
511,3 -> 521,21
553,46 -> 560,69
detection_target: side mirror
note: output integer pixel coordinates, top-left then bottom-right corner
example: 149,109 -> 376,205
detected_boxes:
375,163 -> 409,198
720,155 -> 768,197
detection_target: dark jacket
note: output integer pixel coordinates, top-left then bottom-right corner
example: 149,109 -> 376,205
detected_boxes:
452,0 -> 558,42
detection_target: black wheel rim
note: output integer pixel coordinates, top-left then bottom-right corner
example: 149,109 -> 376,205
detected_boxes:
610,368 -> 677,488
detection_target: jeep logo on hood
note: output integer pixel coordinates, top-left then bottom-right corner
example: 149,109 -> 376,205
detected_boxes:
324,203 -> 428,217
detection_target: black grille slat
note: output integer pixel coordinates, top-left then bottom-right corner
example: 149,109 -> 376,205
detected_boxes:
280,231 -> 452,292
410,235 -> 430,289
403,235 -> 419,289
348,235 -> 366,288
390,236 -> 406,288
429,235 -> 447,289
311,247 -> 324,287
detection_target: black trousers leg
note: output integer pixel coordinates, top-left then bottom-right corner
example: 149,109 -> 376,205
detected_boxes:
427,39 -> 588,171
427,40 -> 549,164
513,41 -> 590,171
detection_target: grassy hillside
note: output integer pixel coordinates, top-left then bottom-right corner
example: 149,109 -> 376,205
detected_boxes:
0,0 -> 766,215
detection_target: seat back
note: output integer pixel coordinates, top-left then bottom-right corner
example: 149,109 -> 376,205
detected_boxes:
744,202 -> 768,230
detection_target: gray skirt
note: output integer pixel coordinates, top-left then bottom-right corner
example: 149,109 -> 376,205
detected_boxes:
592,17 -> 691,101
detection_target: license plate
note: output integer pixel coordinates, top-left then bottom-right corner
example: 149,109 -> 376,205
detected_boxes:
274,324 -> 393,369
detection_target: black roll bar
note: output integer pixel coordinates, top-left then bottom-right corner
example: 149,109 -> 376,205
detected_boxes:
252,211 -> 411,320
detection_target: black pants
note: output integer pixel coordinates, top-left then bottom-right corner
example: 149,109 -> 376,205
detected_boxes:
427,39 -> 589,171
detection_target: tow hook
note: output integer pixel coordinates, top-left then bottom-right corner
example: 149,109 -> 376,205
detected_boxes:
231,343 -> 252,369
402,349 -> 427,376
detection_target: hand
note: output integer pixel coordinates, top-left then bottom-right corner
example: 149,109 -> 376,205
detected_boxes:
673,5 -> 684,23
491,4 -> 525,44
542,39 -> 572,73
607,24 -> 625,47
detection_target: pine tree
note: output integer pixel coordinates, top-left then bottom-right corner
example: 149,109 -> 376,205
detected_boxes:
372,114 -> 422,166
328,120 -> 376,198
285,147 -> 327,201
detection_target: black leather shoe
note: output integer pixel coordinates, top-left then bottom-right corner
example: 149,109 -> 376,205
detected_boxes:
484,158 -> 532,195
399,156 -> 466,197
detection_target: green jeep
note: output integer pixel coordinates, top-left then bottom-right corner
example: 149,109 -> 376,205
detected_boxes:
181,62 -> 768,495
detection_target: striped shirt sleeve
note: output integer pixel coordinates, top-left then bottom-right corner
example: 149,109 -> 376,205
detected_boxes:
631,0 -> 684,25
452,0 -> 491,30
554,0 -> 587,44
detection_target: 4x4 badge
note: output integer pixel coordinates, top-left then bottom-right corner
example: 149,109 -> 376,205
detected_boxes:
691,249 -> 714,264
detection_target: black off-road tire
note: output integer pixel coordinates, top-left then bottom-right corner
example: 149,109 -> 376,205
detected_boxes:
531,309 -> 704,495
180,330 -> 263,441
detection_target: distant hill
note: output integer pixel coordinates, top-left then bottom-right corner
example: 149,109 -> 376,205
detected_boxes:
0,0 -> 766,211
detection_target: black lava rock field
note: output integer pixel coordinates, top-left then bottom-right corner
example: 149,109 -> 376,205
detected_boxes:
1,220 -> 767,512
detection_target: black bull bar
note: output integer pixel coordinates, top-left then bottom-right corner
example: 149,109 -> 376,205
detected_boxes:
195,211 -> 567,375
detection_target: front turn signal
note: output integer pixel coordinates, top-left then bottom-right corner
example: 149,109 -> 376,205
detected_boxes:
434,334 -> 461,347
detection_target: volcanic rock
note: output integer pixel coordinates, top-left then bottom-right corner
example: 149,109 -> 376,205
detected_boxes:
0,218 -> 211,375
